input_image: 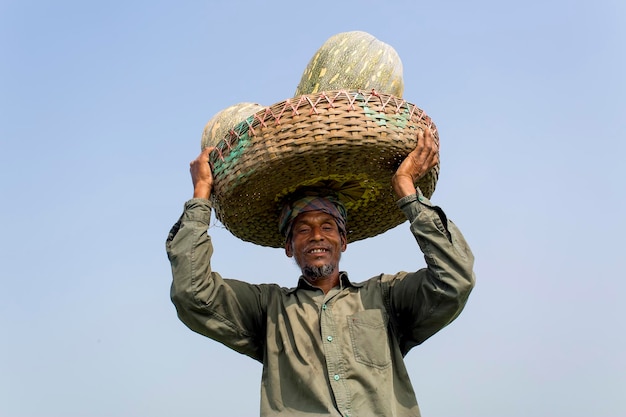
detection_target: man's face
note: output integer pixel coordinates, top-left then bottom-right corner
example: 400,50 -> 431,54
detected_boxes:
285,210 -> 347,280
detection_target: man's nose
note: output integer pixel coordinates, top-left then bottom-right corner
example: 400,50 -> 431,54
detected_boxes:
310,226 -> 324,240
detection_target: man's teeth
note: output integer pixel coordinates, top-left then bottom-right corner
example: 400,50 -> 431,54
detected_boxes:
310,248 -> 326,253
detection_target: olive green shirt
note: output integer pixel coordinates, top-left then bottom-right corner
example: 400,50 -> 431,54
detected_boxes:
166,193 -> 475,417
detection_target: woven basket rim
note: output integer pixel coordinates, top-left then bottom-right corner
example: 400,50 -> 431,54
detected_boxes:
207,89 -> 439,248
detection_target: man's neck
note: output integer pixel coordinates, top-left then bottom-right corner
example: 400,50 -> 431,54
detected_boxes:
304,273 -> 340,294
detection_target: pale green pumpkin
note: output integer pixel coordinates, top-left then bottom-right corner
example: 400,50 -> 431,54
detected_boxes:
294,31 -> 404,97
201,102 -> 265,150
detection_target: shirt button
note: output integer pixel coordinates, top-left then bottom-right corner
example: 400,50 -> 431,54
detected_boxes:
333,374 -> 340,381
322,304 -> 327,310
326,336 -> 333,342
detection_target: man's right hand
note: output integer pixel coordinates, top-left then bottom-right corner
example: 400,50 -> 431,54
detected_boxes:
190,147 -> 214,199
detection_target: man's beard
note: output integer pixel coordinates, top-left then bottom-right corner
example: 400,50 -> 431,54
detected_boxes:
301,263 -> 336,281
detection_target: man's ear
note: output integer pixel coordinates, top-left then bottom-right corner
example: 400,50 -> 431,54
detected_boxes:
341,234 -> 347,252
285,238 -> 293,257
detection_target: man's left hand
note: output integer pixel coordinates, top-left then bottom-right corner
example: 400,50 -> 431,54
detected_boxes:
391,128 -> 439,199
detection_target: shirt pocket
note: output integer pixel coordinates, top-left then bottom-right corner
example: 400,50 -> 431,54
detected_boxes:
347,309 -> 391,369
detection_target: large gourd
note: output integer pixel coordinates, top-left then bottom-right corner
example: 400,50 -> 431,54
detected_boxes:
294,31 -> 404,97
201,102 -> 265,150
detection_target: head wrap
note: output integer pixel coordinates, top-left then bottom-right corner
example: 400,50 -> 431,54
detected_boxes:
279,194 -> 347,239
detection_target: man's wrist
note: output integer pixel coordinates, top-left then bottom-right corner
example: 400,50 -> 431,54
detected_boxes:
391,174 -> 417,199
193,183 -> 212,199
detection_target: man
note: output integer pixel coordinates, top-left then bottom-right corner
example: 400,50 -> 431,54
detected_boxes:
166,129 -> 475,416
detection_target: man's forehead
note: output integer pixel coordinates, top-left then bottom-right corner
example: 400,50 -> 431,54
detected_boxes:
293,210 -> 337,224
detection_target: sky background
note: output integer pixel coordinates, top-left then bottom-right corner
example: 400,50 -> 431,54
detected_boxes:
1,1 -> 625,416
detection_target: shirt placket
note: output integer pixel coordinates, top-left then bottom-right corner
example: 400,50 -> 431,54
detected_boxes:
320,289 -> 352,417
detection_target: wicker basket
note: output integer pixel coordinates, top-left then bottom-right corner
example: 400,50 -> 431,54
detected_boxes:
208,89 -> 439,248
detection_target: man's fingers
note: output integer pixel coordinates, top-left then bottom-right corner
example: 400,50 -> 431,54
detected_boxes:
190,147 -> 215,167
392,128 -> 439,197
407,128 -> 439,180
200,146 -> 214,162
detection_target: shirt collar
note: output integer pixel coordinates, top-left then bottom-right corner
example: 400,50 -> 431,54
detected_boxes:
288,271 -> 364,294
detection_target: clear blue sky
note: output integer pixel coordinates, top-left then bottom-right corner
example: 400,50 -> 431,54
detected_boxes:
1,1 -> 625,416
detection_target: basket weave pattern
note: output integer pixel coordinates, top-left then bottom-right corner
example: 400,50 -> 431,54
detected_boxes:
209,90 -> 439,248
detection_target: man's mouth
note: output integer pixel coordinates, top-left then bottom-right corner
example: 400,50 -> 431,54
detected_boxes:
305,245 -> 332,256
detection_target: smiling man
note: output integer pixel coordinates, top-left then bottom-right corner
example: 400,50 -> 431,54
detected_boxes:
280,194 -> 348,294
166,129 -> 475,417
